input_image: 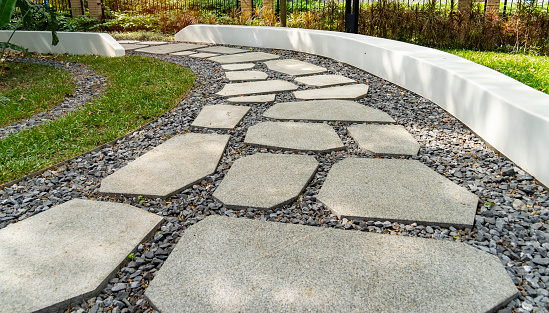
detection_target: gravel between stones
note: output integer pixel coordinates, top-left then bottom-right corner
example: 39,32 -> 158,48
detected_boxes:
1,44 -> 548,313
0,57 -> 108,139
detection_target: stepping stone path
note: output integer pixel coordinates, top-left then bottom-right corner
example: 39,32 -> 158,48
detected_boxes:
0,199 -> 163,313
191,105 -> 250,129
317,158 -> 479,228
189,52 -> 219,58
245,121 -> 344,152
99,133 -> 229,198
213,154 -> 318,209
225,70 -> 268,82
265,59 -> 328,76
222,63 -> 255,71
208,52 -> 280,63
119,43 -> 147,50
264,100 -> 395,123
294,84 -> 370,100
348,124 -> 420,156
116,40 -> 139,44
135,43 -> 207,54
216,80 -> 298,97
145,216 -> 518,313
171,51 -> 195,56
294,74 -> 355,87
227,94 -> 276,103
2,41 -> 518,313
196,46 -> 247,54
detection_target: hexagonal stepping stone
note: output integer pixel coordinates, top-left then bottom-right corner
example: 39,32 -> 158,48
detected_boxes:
348,124 -> 420,156
264,100 -> 395,123
245,122 -> 344,152
171,51 -> 195,56
265,59 -> 327,76
209,52 -> 279,63
294,74 -> 355,87
197,46 -> 247,54
227,94 -> 276,103
222,63 -> 255,71
99,133 -> 229,198
212,153 -> 318,209
226,70 -> 268,82
189,52 -> 219,58
145,216 -> 518,313
318,158 -> 479,228
191,105 -> 250,129
294,84 -> 369,100
0,199 -> 163,313
135,43 -> 207,54
120,43 -> 148,50
216,80 -> 297,97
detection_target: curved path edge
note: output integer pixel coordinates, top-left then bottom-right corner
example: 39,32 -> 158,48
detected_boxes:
176,25 -> 549,187
0,31 -> 124,57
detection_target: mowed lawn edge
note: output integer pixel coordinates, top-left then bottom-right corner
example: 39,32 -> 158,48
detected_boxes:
0,55 -> 195,184
445,49 -> 549,94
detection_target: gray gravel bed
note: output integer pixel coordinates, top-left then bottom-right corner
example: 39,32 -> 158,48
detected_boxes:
0,44 -> 548,313
0,57 -> 107,139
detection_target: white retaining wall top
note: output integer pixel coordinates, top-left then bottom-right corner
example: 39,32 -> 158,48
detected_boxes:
0,31 -> 124,57
176,25 -> 549,187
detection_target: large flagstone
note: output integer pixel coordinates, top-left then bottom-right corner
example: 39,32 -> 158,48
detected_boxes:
216,80 -> 297,97
0,199 -> 163,313
99,133 -> 229,198
145,216 -> 517,313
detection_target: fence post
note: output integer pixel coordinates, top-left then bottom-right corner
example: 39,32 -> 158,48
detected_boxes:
69,0 -> 84,17
485,0 -> 500,13
88,0 -> 104,20
264,0 -> 276,12
345,0 -> 359,33
242,0 -> 253,16
280,0 -> 287,26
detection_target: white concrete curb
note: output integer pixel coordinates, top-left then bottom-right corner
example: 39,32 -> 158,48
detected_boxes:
0,31 -> 124,57
176,25 -> 549,187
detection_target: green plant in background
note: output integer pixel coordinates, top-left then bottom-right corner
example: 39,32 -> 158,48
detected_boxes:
128,252 -> 135,260
0,0 -> 60,58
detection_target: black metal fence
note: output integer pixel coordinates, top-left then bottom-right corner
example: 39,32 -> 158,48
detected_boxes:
37,0 -> 549,17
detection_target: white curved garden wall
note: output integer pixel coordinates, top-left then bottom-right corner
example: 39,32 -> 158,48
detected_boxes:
0,31 -> 124,57
176,25 -> 549,187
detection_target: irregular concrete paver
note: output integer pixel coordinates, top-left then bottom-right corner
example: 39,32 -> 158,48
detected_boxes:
99,133 -> 229,198
171,51 -> 195,56
135,43 -> 208,54
318,158 -> 479,228
348,124 -> 420,156
212,154 -> 318,209
245,121 -> 344,152
222,63 -> 255,71
190,52 -> 219,58
120,43 -> 148,50
117,40 -> 139,44
209,52 -> 279,63
294,84 -> 369,100
138,41 -> 168,45
264,100 -> 395,123
265,59 -> 327,76
0,199 -> 163,313
227,94 -> 276,103
197,46 -> 248,54
295,74 -> 355,87
145,216 -> 518,313
216,80 -> 297,97
226,70 -> 268,82
192,105 -> 250,129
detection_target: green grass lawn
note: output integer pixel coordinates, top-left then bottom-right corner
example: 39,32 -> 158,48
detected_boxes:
0,55 -> 194,184
445,49 -> 549,94
0,62 -> 75,127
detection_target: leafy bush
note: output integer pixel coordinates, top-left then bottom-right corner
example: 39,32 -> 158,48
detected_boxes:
96,12 -> 160,32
